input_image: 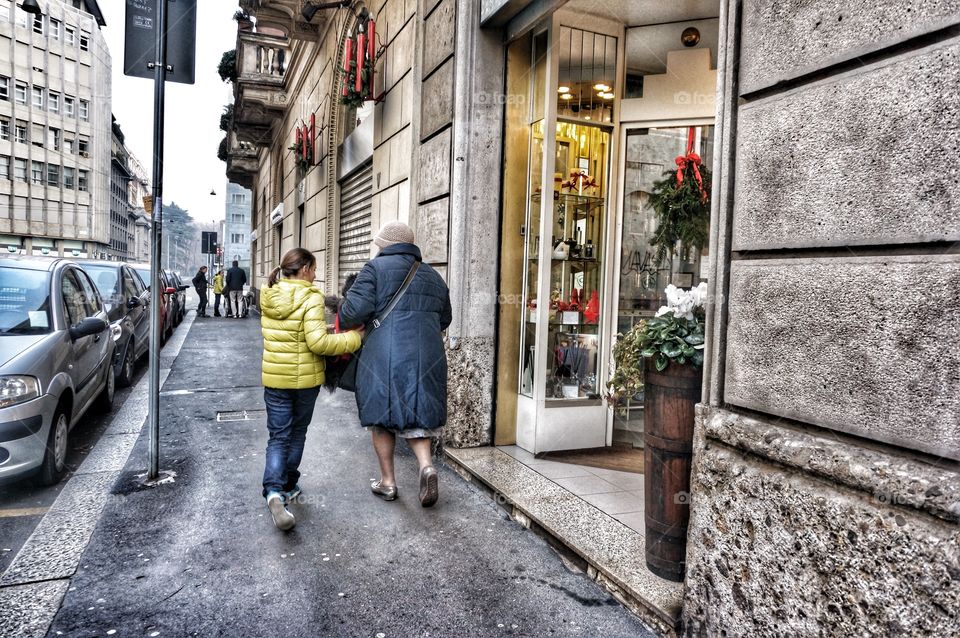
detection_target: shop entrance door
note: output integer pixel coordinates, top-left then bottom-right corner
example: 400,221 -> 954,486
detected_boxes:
609,124 -> 715,448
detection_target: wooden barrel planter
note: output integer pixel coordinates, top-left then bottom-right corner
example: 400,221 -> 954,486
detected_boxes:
643,358 -> 703,582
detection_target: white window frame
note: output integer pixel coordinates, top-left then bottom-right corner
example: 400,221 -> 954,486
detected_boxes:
79,99 -> 89,121
0,76 -> 8,101
0,118 -> 9,141
32,13 -> 43,35
64,95 -> 75,116
0,3 -> 10,24
14,158 -> 27,181
64,137 -> 74,154
49,17 -> 61,40
79,32 -> 89,51
14,121 -> 27,144
48,91 -> 60,113
46,163 -> 59,187
63,166 -> 75,189
14,81 -> 27,104
0,155 -> 9,180
65,25 -> 75,46
31,160 -> 43,184
78,169 -> 89,192
31,86 -> 43,109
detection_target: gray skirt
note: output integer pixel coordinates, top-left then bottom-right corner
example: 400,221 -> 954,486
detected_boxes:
365,425 -> 441,439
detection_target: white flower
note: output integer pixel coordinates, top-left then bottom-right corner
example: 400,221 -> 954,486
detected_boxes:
655,306 -> 672,317
691,282 -> 708,308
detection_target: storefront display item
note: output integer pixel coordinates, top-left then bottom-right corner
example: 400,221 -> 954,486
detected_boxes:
584,239 -> 594,259
583,290 -> 600,324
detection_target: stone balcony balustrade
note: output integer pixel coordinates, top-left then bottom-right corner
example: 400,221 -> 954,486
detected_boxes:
238,0 -> 329,41
225,133 -> 259,189
233,30 -> 291,147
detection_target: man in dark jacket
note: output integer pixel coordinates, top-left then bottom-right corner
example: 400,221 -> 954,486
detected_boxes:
192,266 -> 209,317
340,221 -> 452,507
225,260 -> 247,319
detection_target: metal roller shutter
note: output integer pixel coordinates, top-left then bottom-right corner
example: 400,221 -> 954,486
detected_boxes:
337,161 -> 373,289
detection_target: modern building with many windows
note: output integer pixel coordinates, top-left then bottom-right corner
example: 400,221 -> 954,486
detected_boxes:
0,0 -> 111,258
223,181 -> 251,279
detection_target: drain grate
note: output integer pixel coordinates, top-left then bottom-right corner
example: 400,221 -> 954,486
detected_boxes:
216,410 -> 266,422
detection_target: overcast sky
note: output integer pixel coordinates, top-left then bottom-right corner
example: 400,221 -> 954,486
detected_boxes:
100,2 -> 238,225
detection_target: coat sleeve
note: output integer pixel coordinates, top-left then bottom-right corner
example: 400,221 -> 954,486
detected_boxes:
303,296 -> 362,356
338,262 -> 378,328
440,285 -> 452,331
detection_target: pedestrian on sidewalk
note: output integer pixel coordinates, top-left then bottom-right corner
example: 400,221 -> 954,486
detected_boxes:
226,260 -> 247,319
213,270 -> 225,317
339,221 -> 452,508
260,248 -> 363,530
192,266 -> 209,317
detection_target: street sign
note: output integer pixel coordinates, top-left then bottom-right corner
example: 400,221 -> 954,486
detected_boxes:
201,231 -> 218,254
124,0 -> 197,84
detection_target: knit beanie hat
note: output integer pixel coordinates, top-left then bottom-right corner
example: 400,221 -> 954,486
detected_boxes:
373,221 -> 415,249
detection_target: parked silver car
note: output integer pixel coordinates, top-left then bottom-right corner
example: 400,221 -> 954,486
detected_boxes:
0,257 -> 116,485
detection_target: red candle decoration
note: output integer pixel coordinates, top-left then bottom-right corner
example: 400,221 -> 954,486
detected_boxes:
367,20 -> 376,96
295,127 -> 301,153
356,32 -> 366,93
301,125 -> 309,162
309,113 -> 316,165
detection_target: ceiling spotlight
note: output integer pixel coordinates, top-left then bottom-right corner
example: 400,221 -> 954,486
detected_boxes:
584,115 -> 591,120
558,86 -> 570,93
594,83 -> 610,92
600,92 -> 614,99
561,93 -> 573,100
21,0 -> 42,16
681,27 -> 701,47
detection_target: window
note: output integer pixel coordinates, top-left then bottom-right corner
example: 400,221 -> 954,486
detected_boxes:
79,32 -> 89,51
32,14 -> 42,35
31,160 -> 43,184
62,270 -> 89,325
46,163 -> 59,186
0,155 -> 9,180
64,138 -> 74,154
231,233 -> 245,244
31,86 -> 43,109
230,212 -> 244,223
230,193 -> 247,204
49,18 -> 60,40
14,81 -> 26,104
0,118 -> 9,141
0,3 -> 9,23
31,123 -> 43,147
48,91 -> 59,113
65,26 -> 75,46
63,166 -> 74,189
78,137 -> 89,155
78,169 -> 88,191
14,158 -> 27,181
48,128 -> 60,151
15,120 -> 27,144
16,5 -> 27,28
0,76 -> 8,101
79,99 -> 88,120
64,95 -> 74,116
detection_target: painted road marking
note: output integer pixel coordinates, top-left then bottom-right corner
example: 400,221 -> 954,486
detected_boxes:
0,507 -> 50,519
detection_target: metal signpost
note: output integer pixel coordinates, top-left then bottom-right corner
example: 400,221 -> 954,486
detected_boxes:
124,0 -> 197,480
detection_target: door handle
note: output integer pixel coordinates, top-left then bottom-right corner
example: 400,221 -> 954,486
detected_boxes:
93,334 -> 101,342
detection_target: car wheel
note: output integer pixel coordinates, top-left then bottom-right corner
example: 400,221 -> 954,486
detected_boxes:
95,362 -> 116,413
38,406 -> 69,486
117,338 -> 136,388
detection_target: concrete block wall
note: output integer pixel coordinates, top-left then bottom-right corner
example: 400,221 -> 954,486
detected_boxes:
684,0 -> 960,634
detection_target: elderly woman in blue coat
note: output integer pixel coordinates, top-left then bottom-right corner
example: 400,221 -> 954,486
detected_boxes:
339,221 -> 452,507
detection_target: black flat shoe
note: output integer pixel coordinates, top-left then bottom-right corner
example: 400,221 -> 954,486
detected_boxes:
419,466 -> 438,508
371,480 -> 398,501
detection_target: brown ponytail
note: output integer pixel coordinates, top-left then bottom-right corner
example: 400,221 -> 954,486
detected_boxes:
267,248 -> 317,287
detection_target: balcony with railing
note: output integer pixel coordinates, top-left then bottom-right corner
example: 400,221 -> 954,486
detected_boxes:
238,0 -> 331,41
233,29 -> 290,147
225,133 -> 259,189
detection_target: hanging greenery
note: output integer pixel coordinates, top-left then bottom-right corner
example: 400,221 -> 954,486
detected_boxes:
287,139 -> 311,173
648,150 -> 711,267
341,56 -> 374,109
218,49 -> 237,84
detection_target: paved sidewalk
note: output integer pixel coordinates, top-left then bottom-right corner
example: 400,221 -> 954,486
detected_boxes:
45,314 -> 655,637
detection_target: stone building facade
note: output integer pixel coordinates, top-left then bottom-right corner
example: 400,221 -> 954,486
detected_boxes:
223,181 -> 252,278
230,1 -> 958,634
0,0 -> 111,258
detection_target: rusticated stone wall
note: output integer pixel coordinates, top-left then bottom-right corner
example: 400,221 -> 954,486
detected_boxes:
686,0 -> 960,634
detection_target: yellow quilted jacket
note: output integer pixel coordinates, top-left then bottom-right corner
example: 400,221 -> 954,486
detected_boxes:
260,278 -> 362,389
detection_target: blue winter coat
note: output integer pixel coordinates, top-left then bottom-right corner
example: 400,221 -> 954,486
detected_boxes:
339,243 -> 452,431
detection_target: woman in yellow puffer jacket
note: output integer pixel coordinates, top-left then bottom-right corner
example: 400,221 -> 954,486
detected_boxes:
259,247 -> 361,530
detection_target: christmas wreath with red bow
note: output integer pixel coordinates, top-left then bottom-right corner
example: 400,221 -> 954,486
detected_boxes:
648,127 -> 712,266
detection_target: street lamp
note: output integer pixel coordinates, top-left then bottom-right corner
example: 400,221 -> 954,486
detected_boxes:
20,0 -> 42,16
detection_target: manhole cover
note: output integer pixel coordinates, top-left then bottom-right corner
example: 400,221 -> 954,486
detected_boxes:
216,410 -> 266,422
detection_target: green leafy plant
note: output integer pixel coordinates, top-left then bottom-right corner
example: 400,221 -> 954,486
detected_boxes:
218,49 -> 237,83
648,156 -> 711,267
219,103 -> 234,132
287,139 -> 310,172
217,136 -> 229,162
608,283 -> 707,402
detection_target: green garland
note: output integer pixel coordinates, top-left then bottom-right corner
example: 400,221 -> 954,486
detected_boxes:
341,57 -> 375,109
648,161 -> 711,267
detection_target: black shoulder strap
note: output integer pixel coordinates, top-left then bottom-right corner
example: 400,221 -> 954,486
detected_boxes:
372,260 -> 420,330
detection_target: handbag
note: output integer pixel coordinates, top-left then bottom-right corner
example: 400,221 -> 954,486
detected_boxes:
337,259 -> 421,392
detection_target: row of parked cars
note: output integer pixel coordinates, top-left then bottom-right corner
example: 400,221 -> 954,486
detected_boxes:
0,256 -> 191,486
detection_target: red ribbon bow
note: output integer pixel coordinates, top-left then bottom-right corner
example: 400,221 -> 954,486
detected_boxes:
675,152 -> 707,203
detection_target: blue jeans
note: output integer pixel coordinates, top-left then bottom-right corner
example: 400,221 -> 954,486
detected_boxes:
262,386 -> 321,498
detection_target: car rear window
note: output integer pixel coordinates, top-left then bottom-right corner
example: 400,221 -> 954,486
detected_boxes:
81,265 -> 120,306
0,267 -> 52,335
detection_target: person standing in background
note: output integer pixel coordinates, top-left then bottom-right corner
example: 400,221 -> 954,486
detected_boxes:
192,266 -> 209,318
213,270 -> 225,317
226,260 -> 247,319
